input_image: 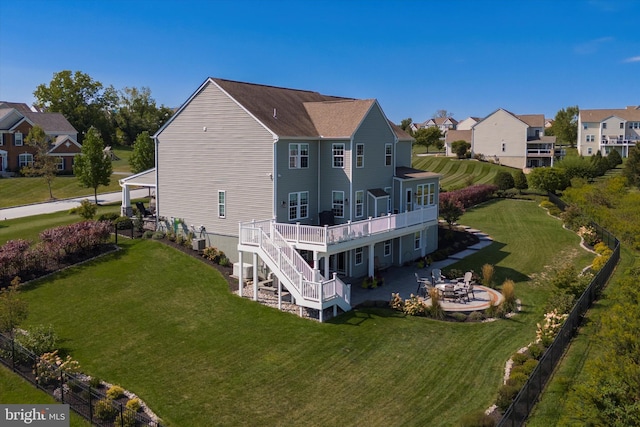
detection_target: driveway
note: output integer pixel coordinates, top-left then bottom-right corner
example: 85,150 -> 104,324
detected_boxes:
0,188 -> 151,220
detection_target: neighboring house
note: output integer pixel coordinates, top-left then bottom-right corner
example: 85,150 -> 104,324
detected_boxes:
472,108 -> 555,169
444,130 -> 472,157
577,106 -> 640,158
153,78 -> 441,319
456,117 -> 481,131
545,118 -> 554,128
0,102 -> 80,175
422,117 -> 458,134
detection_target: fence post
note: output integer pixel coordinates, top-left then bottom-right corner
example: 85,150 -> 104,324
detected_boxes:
88,385 -> 93,423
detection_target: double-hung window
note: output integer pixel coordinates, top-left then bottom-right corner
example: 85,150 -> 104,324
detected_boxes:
332,143 -> 345,168
416,183 -> 435,207
218,190 -> 226,218
56,157 -> 64,171
384,240 -> 391,257
289,143 -> 309,169
14,132 -> 23,146
332,191 -> 344,218
18,153 -> 33,168
355,247 -> 363,265
355,190 -> 364,218
356,143 -> 364,168
385,144 -> 392,166
414,232 -> 421,250
288,191 -> 309,221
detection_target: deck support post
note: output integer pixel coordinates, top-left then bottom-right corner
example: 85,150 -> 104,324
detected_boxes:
252,253 -> 258,301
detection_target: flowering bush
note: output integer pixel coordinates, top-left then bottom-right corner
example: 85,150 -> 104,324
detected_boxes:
107,384 -> 125,399
577,225 -> 599,247
35,350 -> 81,386
389,293 -> 404,310
402,294 -> 427,316
536,309 -> 568,347
439,184 -> 498,210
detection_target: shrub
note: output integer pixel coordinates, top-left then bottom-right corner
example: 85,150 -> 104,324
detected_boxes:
428,288 -> 445,320
152,231 -> 165,240
89,376 -> 102,389
501,279 -> 517,313
94,398 -> 118,421
133,212 -> 144,233
219,256 -> 230,267
142,230 -> 154,239
75,199 -> 97,220
494,171 -> 515,190
511,359 -> 538,377
114,216 -> 133,230
98,212 -> 119,222
35,350 -> 80,386
389,293 -> 404,311
176,234 -> 186,246
115,410 -> 136,427
511,352 -> 530,367
403,295 -> 427,316
107,384 -> 125,400
481,264 -> 495,288
593,241 -> 610,255
126,397 -> 141,412
506,371 -> 529,389
548,206 -> 562,217
528,342 -> 545,360
544,291 -> 575,315
457,410 -> 496,427
166,231 -> 176,242
450,312 -> 467,322
539,200 -> 555,210
536,309 -> 568,346
202,246 -> 220,262
591,253 -> 610,272
467,311 -> 485,322
496,384 -> 519,411
16,324 -> 57,356
485,302 -> 504,319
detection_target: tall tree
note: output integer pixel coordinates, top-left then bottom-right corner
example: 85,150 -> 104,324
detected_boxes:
33,70 -> 117,145
129,131 -> 155,173
513,170 -> 528,194
414,127 -> 442,150
22,125 -> 59,199
433,109 -> 453,119
451,140 -> 471,158
0,283 -> 28,338
548,106 -> 579,148
73,127 -> 113,204
399,118 -> 413,135
528,167 -> 570,194
623,142 -> 640,188
114,87 -> 173,146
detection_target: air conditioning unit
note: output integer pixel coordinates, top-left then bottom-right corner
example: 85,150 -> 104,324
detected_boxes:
233,263 -> 253,280
192,238 -> 205,251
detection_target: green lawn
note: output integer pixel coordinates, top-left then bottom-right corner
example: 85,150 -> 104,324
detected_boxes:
0,366 -> 91,426
111,146 -> 134,173
9,199 -> 592,426
412,156 -> 517,190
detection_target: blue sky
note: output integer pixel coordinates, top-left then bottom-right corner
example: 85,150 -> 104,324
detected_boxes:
1,0 -> 638,124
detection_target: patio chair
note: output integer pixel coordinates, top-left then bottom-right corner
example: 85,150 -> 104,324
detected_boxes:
415,273 -> 431,296
443,284 -> 458,302
135,201 -> 152,217
431,268 -> 446,285
457,271 -> 475,299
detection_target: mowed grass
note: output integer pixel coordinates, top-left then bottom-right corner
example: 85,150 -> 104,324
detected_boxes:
0,366 -> 91,426
412,156 -> 517,190
13,199 -> 592,426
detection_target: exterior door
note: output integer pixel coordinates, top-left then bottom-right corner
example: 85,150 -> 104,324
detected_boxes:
329,252 -> 347,275
406,189 -> 412,212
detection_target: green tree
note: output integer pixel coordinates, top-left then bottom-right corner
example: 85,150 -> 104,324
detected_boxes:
493,171 -> 515,190
623,143 -> 640,187
399,118 -> 413,135
73,127 -> 113,204
607,149 -> 623,169
0,283 -> 28,338
451,140 -> 471,158
528,167 -> 570,194
439,197 -> 464,228
548,106 -> 579,147
414,127 -> 442,150
113,87 -> 173,146
590,151 -> 610,176
22,125 -> 58,199
555,155 -> 597,180
433,109 -> 453,118
129,131 -> 155,173
33,70 -> 117,145
513,170 -> 528,193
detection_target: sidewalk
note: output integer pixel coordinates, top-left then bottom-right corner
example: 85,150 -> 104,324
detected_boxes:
0,188 -> 151,220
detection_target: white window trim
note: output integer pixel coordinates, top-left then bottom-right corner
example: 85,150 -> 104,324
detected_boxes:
355,247 -> 363,265
332,143 -> 345,168
332,190 -> 345,218
384,240 -> 391,257
0,133 -> 4,146
289,143 -> 309,169
416,183 -> 435,207
414,231 -> 421,250
288,191 -> 309,221
355,190 -> 364,218
18,153 -> 33,168
14,132 -> 23,146
356,143 -> 364,168
385,186 -> 392,212
385,143 -> 392,166
218,190 -> 226,218
56,157 -> 64,171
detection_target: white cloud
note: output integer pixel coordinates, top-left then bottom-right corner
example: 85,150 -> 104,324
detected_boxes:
574,36 -> 614,55
623,56 -> 640,63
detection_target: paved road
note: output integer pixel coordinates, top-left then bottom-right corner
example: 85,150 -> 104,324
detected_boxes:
0,188 -> 151,220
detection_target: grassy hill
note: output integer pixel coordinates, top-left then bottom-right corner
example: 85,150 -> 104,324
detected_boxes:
412,155 -> 517,190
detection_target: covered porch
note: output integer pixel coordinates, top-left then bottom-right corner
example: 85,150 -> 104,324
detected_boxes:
118,168 -> 156,217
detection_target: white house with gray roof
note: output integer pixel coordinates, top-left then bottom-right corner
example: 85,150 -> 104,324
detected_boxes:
577,106 -> 640,158
153,78 -> 441,320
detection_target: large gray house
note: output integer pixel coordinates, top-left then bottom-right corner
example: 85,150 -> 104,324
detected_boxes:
153,78 -> 440,319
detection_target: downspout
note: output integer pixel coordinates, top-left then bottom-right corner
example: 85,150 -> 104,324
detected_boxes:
154,136 -> 159,229
317,140 -> 321,223
273,136 -> 279,220
349,137 -> 353,221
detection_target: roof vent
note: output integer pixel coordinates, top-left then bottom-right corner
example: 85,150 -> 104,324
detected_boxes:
273,108 -> 277,119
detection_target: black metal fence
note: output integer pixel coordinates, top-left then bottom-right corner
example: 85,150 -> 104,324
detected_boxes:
0,333 -> 162,427
497,194 -> 620,426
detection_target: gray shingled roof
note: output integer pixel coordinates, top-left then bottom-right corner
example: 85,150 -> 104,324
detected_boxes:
395,166 -> 440,180
24,112 -> 77,134
0,102 -> 33,113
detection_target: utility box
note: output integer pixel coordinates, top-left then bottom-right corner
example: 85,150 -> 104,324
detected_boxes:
233,262 -> 253,280
192,238 -> 205,251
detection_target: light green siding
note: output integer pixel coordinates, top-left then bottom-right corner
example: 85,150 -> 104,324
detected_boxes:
275,140 -> 319,224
